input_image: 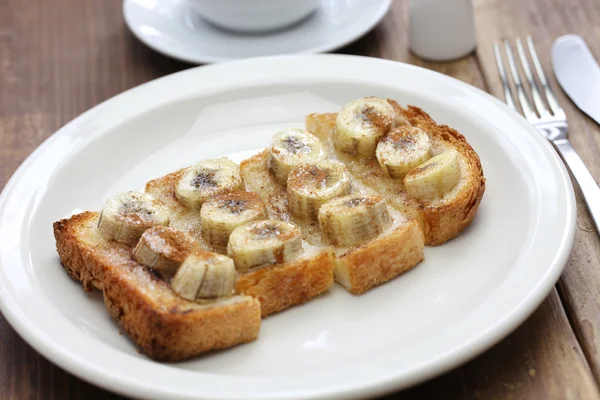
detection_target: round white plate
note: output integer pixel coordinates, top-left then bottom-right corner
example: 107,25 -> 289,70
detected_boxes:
123,0 -> 392,64
0,55 -> 575,400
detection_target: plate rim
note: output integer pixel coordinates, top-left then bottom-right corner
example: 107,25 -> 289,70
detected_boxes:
122,0 -> 393,64
0,54 -> 576,399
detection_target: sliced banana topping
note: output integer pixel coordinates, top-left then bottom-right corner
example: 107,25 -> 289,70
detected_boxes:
268,129 -> 326,185
201,191 -> 267,252
132,226 -> 196,279
171,252 -> 236,300
175,158 -> 243,210
287,160 -> 352,220
334,97 -> 395,156
404,149 -> 461,201
319,194 -> 392,247
97,191 -> 169,246
376,126 -> 432,179
227,220 -> 303,272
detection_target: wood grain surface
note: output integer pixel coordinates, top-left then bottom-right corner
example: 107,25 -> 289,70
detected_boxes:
2,0 -> 600,399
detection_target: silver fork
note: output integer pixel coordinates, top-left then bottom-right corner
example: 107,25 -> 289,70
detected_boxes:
494,36 -> 600,234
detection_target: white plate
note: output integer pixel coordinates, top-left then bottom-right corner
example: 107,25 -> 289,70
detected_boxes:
123,0 -> 392,63
0,55 -> 575,399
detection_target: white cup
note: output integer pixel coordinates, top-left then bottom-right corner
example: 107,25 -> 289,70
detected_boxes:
192,0 -> 321,33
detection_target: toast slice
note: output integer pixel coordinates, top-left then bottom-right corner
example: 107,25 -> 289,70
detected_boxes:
240,150 -> 424,294
305,101 -> 485,245
53,212 -> 261,361
145,169 -> 334,316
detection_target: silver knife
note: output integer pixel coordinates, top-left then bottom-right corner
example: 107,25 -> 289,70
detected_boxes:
552,34 -> 600,125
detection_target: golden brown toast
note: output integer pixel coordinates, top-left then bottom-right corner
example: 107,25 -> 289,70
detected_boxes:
53,212 -> 261,361
240,150 -> 424,294
305,102 -> 485,245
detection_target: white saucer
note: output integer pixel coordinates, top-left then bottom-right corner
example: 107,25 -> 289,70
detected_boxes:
123,0 -> 392,64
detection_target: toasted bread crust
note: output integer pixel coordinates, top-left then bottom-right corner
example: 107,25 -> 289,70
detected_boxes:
305,103 -> 485,245
53,212 -> 261,361
336,220 -> 424,294
236,250 -> 334,317
103,272 -> 261,361
240,150 -> 424,294
53,212 -> 110,292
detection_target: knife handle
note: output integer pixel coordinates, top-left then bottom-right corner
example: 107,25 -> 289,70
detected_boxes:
554,138 -> 600,234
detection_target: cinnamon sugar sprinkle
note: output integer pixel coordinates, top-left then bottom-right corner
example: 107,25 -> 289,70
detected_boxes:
191,169 -> 218,188
118,202 -> 155,224
142,226 -> 192,261
250,224 -> 281,239
221,199 -> 248,214
338,195 -> 381,208
281,135 -> 311,155
213,191 -> 264,215
289,164 -> 328,191
248,221 -> 298,242
359,106 -> 393,131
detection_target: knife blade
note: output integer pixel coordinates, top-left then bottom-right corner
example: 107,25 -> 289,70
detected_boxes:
551,34 -> 600,126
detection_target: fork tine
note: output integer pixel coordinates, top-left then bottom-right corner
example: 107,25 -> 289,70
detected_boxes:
493,42 -> 517,111
526,36 -> 565,118
493,42 -> 518,111
516,38 -> 551,118
503,39 -> 537,120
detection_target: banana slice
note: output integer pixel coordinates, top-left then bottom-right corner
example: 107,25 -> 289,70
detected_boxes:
171,252 -> 236,300
268,129 -> 326,185
404,149 -> 461,201
287,160 -> 352,220
376,126 -> 432,179
334,97 -> 395,156
175,158 -> 243,210
197,254 -> 237,299
227,220 -> 303,272
132,226 -> 196,278
319,194 -> 392,247
201,191 -> 267,251
97,191 -> 169,246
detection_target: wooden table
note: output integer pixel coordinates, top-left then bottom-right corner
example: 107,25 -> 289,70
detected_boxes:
2,0 -> 600,398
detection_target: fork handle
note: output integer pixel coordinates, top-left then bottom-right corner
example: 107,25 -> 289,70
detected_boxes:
553,138 -> 600,234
